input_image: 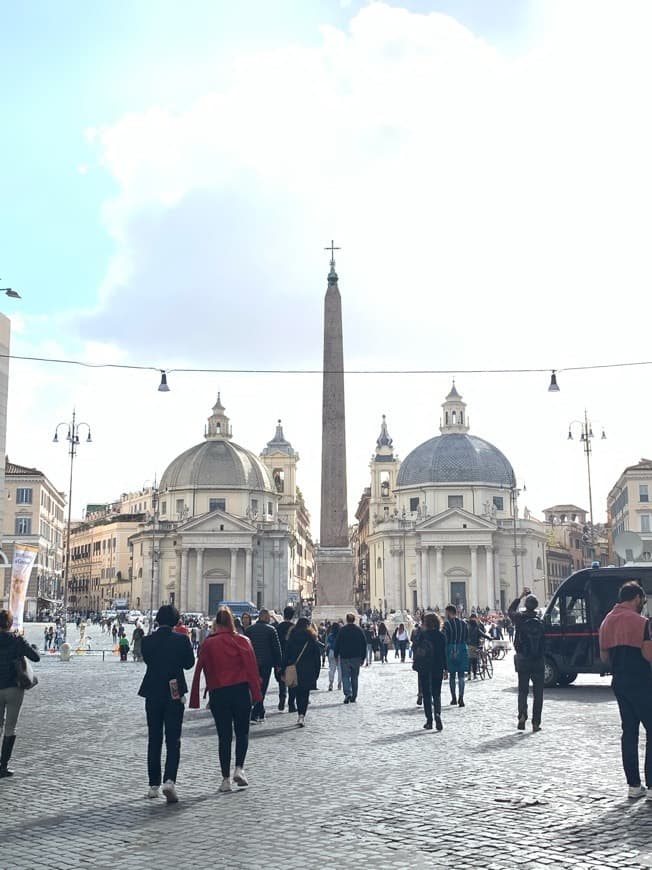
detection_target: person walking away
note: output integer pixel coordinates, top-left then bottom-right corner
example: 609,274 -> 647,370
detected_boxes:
326,622 -> 342,690
138,605 -> 195,803
318,623 -> 327,666
190,607 -> 262,793
508,589 -> 545,732
132,623 -> 145,662
395,623 -> 409,662
282,618 -> 321,727
43,626 -> 50,651
363,624 -> 374,667
377,622 -> 390,663
410,622 -> 423,705
599,580 -> 652,799
118,633 -> 130,662
274,606 -> 296,712
412,612 -> 447,731
111,622 -> 118,646
190,626 -> 199,652
245,609 -> 282,723
0,609 -> 40,778
444,605 -> 469,708
392,626 -> 400,658
467,614 -> 490,679
333,613 -> 367,704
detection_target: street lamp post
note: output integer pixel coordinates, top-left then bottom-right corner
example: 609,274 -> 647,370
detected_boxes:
147,481 -> 159,634
53,411 -> 92,642
567,411 -> 606,528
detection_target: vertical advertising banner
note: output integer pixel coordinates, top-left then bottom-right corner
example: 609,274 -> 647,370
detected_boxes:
9,544 -> 38,632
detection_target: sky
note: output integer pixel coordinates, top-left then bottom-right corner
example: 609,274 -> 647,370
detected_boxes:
2,0 -> 652,530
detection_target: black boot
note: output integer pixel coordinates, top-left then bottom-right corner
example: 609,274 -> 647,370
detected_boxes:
0,735 -> 16,778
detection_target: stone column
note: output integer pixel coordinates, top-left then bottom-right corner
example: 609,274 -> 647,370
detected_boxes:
391,546 -> 402,612
485,546 -> 494,609
245,548 -> 253,604
180,547 -> 189,612
195,548 -> 204,612
435,546 -> 444,608
174,550 -> 182,606
422,547 -> 431,607
470,546 -> 478,611
415,546 -> 422,610
229,548 -> 238,600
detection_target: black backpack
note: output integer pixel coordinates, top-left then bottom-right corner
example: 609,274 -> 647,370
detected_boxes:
412,632 -> 435,673
517,615 -> 545,659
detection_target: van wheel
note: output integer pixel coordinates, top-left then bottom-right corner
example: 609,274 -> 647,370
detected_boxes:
543,658 -> 559,688
557,672 -> 578,686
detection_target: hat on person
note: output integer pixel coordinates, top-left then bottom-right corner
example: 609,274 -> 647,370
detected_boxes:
525,594 -> 539,611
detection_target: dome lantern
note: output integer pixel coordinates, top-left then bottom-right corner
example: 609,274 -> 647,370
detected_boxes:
205,392 -> 232,441
440,380 -> 469,434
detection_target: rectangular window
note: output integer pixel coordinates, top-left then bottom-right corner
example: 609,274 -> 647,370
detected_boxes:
251,498 -> 259,514
209,498 -> 226,512
448,495 -> 463,509
492,496 -> 504,511
640,484 -> 649,503
16,488 -> 32,505
268,502 -> 273,516
642,515 -> 651,534
409,497 -> 419,512
176,499 -> 184,515
15,517 -> 31,535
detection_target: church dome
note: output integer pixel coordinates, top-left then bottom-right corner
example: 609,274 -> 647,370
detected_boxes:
396,433 -> 516,488
396,383 -> 516,489
160,394 -> 275,493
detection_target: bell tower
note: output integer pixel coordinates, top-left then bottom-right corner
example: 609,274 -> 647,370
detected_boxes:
260,419 -> 298,506
369,415 -> 400,523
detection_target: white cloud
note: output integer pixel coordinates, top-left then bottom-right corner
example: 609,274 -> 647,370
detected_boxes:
12,1 -> 652,532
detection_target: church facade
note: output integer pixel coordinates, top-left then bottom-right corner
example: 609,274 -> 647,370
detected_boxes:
363,385 -> 547,614
129,394 -> 313,614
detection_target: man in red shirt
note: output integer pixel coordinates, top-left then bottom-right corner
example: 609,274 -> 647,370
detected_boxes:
599,580 -> 652,800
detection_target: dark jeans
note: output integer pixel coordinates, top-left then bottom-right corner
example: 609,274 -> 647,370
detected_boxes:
295,686 -> 310,716
277,672 -> 297,710
209,683 -> 252,778
379,642 -> 389,662
421,671 -> 443,723
449,669 -> 465,700
614,681 -> 652,787
145,697 -> 185,786
397,640 -> 407,662
515,655 -> 544,724
340,658 -> 361,699
251,665 -> 272,720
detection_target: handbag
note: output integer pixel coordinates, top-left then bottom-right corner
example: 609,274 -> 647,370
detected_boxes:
15,656 -> 38,691
284,641 -> 309,689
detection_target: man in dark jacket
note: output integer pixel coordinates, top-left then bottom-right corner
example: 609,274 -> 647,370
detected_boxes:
138,605 -> 195,803
508,589 -> 545,732
275,606 -> 296,713
246,608 -> 282,722
333,613 -> 367,704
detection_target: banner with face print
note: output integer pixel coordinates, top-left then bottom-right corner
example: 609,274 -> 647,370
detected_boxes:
9,544 -> 38,632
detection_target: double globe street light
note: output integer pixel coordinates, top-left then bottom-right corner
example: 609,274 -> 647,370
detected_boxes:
567,410 -> 606,530
53,411 -> 92,642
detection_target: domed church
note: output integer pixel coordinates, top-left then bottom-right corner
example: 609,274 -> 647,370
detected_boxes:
364,385 -> 546,613
130,394 -> 313,615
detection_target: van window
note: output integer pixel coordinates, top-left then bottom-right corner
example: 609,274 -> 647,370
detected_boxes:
548,598 -> 561,626
564,594 -> 587,626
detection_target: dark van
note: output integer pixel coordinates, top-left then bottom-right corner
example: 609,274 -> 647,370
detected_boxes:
542,565 -> 652,688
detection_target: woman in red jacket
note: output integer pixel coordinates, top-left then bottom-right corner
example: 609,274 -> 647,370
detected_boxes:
190,607 -> 262,793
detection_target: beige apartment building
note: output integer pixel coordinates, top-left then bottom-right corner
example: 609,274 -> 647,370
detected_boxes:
1,458 -> 66,617
608,458 -> 652,562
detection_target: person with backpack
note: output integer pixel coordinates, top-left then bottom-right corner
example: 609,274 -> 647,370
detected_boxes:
412,612 -> 447,730
443,605 -> 469,707
508,589 -> 545,732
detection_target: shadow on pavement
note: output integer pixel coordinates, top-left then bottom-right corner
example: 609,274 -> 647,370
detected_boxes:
473,732 -> 531,753
371,729 -> 432,745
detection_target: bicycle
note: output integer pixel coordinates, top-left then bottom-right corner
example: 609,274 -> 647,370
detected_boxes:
477,643 -> 494,679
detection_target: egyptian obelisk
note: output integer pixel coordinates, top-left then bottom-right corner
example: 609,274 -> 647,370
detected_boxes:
315,242 -> 353,615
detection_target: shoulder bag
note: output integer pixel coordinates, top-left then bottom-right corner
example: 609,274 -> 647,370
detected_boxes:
284,641 -> 309,689
15,656 -> 38,691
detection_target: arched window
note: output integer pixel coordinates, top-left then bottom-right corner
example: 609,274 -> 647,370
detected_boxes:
452,411 -> 457,424
460,411 -> 464,424
536,557 -> 542,570
377,556 -> 382,569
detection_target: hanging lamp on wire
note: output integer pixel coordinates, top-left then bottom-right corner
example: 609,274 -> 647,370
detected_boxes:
158,370 -> 170,392
548,370 -> 560,392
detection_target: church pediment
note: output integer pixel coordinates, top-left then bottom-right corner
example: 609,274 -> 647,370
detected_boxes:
418,508 -> 495,533
177,509 -> 256,534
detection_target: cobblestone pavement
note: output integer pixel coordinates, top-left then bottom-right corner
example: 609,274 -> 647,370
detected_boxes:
3,625 -> 652,870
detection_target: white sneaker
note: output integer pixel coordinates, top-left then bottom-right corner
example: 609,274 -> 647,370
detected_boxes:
146,786 -> 160,799
233,767 -> 248,787
628,784 -> 646,799
161,780 -> 178,804
297,715 -> 305,727
219,777 -> 232,793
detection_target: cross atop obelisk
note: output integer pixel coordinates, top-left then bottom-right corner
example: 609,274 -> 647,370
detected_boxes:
315,242 -> 352,613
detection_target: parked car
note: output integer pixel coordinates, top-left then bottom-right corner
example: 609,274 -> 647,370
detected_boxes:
126,609 -> 144,624
542,565 -> 652,687
218,600 -> 259,619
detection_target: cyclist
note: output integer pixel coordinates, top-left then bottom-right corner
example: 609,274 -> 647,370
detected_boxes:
467,614 -> 491,679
